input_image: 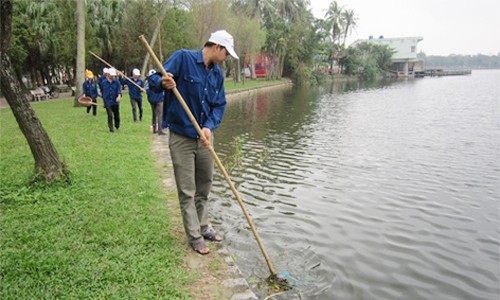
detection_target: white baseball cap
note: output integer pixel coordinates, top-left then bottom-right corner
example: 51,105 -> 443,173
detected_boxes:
208,30 -> 238,59
108,68 -> 117,76
132,68 -> 140,76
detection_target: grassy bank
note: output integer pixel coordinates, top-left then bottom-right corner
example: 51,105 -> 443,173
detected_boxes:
224,78 -> 289,92
0,79 -> 290,299
0,95 -> 191,299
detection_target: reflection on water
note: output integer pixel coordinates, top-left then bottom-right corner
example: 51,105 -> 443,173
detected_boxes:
212,70 -> 500,299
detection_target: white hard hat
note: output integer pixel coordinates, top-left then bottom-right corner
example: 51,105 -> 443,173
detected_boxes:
208,29 -> 238,59
148,69 -> 156,76
108,68 -> 117,76
132,68 -> 140,76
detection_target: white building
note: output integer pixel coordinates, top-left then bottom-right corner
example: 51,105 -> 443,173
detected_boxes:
351,36 -> 424,77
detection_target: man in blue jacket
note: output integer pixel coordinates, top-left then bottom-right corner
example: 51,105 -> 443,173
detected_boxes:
146,69 -> 165,135
126,68 -> 145,122
101,68 -> 122,132
83,70 -> 99,116
98,68 -> 109,91
150,29 -> 238,255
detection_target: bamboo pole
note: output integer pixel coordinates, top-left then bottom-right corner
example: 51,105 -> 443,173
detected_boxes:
138,34 -> 277,276
88,51 -> 145,92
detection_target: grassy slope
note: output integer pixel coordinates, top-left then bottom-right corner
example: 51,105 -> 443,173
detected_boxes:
225,78 -> 287,92
0,79 -> 287,299
0,95 -> 190,299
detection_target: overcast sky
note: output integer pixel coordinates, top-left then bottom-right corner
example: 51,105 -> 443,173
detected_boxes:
309,0 -> 500,56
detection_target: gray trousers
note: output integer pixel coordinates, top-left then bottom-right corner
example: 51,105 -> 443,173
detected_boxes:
130,98 -> 143,121
150,102 -> 163,133
169,130 -> 214,245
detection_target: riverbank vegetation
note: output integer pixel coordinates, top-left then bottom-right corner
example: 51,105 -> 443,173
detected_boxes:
418,52 -> 500,69
6,0 -> 366,89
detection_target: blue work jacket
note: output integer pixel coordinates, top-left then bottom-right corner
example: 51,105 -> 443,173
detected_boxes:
98,75 -> 106,92
146,77 -> 164,104
101,79 -> 122,107
126,77 -> 144,100
150,49 -> 226,139
82,80 -> 99,99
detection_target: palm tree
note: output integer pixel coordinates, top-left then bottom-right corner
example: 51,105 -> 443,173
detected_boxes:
341,8 -> 357,47
87,0 -> 124,62
324,0 -> 344,44
12,0 -> 58,87
324,0 -> 344,73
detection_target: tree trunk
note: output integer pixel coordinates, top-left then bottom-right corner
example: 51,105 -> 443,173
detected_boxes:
140,1 -> 169,77
74,0 -> 85,106
1,0 -> 67,183
250,55 -> 256,80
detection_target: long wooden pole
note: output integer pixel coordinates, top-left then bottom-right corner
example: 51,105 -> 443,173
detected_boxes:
138,34 -> 277,276
88,51 -> 145,92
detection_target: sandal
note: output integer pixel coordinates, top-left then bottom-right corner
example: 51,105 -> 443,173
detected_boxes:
203,231 -> 223,243
191,240 -> 210,255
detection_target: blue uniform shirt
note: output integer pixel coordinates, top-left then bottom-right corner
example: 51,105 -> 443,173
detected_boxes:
146,76 -> 164,104
149,49 -> 226,139
126,77 -> 144,100
83,80 -> 99,99
101,78 -> 122,107
98,76 -> 106,92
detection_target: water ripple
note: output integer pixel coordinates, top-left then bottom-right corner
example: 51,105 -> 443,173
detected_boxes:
212,71 -> 500,299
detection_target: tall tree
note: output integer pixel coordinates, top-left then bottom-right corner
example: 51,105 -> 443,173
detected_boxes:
324,0 -> 344,73
341,8 -> 357,47
190,0 -> 233,46
74,0 -> 86,105
140,0 -> 169,76
87,0 -> 124,62
324,0 -> 343,44
1,0 -> 67,183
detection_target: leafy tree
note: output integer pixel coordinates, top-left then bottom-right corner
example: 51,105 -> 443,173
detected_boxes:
324,0 -> 357,74
340,42 -> 395,80
1,0 -> 68,183
160,8 -> 198,56
53,0 -> 77,85
87,0 -> 124,62
8,0 -> 61,87
113,0 -> 157,73
139,0 -> 169,77
324,0 -> 343,44
189,0 -> 233,46
228,3 -> 266,81
340,8 -> 357,47
259,0 -> 316,83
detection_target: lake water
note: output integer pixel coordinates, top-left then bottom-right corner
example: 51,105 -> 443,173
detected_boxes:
210,70 -> 500,300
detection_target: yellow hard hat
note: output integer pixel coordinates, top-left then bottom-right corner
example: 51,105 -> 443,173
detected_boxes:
86,70 -> 94,78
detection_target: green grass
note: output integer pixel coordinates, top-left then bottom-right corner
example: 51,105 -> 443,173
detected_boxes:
0,79 -> 289,299
0,95 -> 192,299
